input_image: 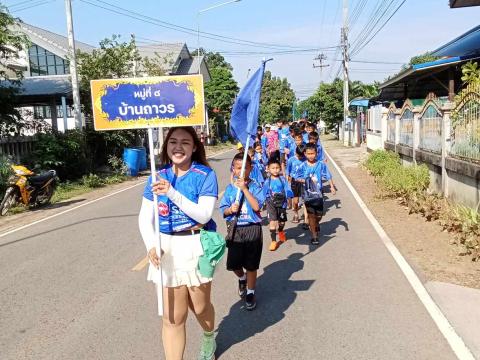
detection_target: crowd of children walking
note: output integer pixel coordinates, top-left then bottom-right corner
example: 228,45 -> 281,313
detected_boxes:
220,119 -> 337,312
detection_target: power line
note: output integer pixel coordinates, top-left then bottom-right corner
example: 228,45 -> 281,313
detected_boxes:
8,0 -> 55,12
351,0 -> 407,56
81,0 -> 327,51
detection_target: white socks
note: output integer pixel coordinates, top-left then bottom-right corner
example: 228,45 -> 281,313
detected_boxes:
247,289 -> 255,295
239,274 -> 247,281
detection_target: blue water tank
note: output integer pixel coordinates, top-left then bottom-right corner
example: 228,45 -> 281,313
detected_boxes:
134,147 -> 147,171
123,148 -> 141,176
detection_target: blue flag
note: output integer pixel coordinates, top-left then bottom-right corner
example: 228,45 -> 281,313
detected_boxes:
230,61 -> 266,147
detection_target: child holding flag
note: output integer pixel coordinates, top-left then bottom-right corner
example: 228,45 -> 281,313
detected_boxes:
263,157 -> 292,251
220,153 -> 265,310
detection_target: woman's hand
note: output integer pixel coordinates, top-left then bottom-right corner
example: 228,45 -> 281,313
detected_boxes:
148,247 -> 161,269
152,177 -> 171,195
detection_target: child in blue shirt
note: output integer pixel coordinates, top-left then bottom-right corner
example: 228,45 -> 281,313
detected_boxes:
286,144 -> 306,223
220,152 -> 265,311
308,131 -> 326,162
299,143 -> 336,245
263,157 -> 292,251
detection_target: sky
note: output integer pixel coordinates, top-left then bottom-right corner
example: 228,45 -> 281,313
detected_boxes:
4,0 -> 480,99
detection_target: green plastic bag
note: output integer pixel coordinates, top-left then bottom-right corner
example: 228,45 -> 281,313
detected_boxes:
198,229 -> 226,278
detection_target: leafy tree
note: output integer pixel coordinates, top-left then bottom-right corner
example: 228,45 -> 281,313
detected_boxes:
298,79 -> 378,131
460,61 -> 480,85
141,52 -> 172,76
259,71 -> 295,124
408,51 -> 440,66
204,66 -> 238,115
0,5 -> 29,136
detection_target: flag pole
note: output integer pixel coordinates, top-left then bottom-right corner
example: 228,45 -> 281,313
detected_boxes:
147,127 -> 164,316
235,134 -> 251,202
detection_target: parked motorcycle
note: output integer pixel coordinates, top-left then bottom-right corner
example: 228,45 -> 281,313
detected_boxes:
0,165 -> 58,216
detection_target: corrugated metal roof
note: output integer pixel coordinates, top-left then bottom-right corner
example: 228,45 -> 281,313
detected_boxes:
18,22 -> 95,53
432,25 -> 480,57
136,43 -> 185,73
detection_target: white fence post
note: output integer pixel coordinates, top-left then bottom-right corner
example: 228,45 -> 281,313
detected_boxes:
413,107 -> 421,165
441,103 -> 453,197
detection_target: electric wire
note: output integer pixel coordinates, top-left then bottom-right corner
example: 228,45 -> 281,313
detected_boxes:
83,0 -> 325,51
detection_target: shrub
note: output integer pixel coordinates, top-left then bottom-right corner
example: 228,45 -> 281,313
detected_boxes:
0,155 -> 13,195
26,130 -> 89,180
107,155 -> 128,175
365,150 -> 479,260
104,174 -> 127,184
364,150 -> 400,177
81,173 -> 105,188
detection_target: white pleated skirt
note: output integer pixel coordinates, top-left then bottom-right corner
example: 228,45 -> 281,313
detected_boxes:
147,232 -> 212,288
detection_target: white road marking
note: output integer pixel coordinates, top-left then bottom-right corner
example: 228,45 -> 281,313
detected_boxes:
325,149 -> 475,360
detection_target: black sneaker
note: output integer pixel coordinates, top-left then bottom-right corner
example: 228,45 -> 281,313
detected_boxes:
245,292 -> 256,310
311,237 -> 320,245
238,279 -> 247,298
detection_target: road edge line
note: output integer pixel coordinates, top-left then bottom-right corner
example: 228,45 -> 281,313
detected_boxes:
0,147 -> 235,240
325,149 -> 475,360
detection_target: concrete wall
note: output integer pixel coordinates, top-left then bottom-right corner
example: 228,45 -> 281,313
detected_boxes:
366,132 -> 383,151
373,100 -> 480,209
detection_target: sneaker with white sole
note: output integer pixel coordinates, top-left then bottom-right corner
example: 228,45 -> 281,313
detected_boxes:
245,293 -> 256,310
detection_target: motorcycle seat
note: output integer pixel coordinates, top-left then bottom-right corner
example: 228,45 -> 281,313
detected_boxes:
29,172 -> 55,185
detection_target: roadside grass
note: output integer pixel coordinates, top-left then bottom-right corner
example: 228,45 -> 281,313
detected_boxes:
364,150 -> 480,261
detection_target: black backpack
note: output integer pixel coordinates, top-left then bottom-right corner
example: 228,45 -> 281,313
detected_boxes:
303,171 -> 323,208
267,177 -> 286,208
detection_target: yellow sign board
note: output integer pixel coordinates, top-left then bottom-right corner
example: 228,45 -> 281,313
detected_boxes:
90,75 -> 205,131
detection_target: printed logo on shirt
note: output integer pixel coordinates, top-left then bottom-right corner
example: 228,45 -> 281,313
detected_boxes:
158,201 -> 169,216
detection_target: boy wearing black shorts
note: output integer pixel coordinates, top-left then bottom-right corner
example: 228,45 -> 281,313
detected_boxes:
286,144 -> 306,223
300,143 -> 336,244
220,153 -> 265,310
263,157 -> 291,251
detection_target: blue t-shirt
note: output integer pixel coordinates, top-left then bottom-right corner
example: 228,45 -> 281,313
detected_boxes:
299,161 -> 332,190
262,176 -> 292,208
219,181 -> 265,226
250,164 -> 265,185
278,127 -> 290,154
261,135 -> 268,155
317,143 -> 326,162
302,131 -> 309,143
286,156 -> 305,180
143,162 -> 218,233
284,136 -> 295,160
252,152 -> 266,171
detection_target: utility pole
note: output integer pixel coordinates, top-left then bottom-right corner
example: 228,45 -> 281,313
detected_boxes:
64,0 -> 82,129
313,53 -> 329,83
342,0 -> 349,144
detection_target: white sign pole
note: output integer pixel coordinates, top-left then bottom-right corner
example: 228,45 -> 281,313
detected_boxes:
147,127 -> 164,316
234,135 -> 251,203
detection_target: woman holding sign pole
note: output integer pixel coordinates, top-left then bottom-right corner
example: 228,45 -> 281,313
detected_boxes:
138,126 -> 219,360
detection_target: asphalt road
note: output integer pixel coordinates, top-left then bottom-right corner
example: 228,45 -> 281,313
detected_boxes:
0,149 -> 458,360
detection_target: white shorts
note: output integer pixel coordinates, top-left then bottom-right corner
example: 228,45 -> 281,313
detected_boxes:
147,232 -> 212,288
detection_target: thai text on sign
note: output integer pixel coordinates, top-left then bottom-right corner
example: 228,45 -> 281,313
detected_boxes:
90,75 -> 205,131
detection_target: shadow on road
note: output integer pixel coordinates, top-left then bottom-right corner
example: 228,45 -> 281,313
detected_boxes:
215,252 -> 314,358
31,198 -> 86,211
0,214 -> 138,248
